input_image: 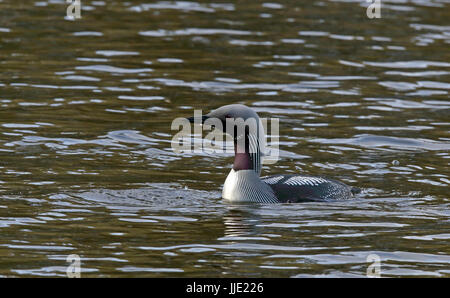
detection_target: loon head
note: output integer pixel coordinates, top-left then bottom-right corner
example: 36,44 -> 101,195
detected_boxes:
189,104 -> 258,129
188,104 -> 265,175
206,103 -> 259,122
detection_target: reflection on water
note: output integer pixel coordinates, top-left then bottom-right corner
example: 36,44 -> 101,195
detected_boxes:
0,0 -> 449,277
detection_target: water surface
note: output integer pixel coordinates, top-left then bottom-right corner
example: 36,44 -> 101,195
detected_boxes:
0,0 -> 449,277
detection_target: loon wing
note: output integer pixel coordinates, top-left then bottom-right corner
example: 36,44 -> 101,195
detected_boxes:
261,174 -> 355,203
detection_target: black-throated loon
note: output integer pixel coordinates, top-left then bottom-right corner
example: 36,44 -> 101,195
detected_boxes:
188,104 -> 360,203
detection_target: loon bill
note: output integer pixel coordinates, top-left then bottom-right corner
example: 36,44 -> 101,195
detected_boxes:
187,104 -> 360,203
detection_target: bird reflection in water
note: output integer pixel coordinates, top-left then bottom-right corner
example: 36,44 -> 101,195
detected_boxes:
222,205 -> 264,239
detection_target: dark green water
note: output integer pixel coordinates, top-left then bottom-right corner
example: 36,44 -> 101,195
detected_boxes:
0,0 -> 449,277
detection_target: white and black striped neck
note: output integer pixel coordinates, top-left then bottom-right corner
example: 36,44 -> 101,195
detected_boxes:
232,132 -> 262,176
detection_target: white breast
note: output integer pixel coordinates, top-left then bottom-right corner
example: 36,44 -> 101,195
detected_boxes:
222,169 -> 278,203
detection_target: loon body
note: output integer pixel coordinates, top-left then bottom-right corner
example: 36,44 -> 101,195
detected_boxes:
188,104 -> 359,203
